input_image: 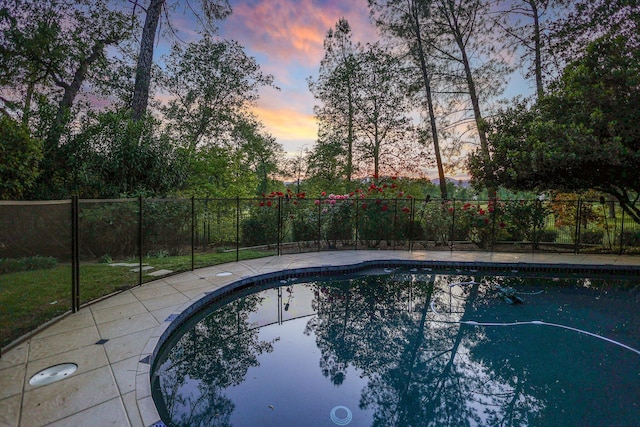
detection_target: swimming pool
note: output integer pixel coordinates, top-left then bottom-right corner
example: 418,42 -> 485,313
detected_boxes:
151,267 -> 640,426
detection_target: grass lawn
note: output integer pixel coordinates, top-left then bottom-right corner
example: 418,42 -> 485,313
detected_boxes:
0,249 -> 273,349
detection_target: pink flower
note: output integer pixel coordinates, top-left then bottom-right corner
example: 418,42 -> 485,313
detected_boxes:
321,191 -> 326,197
314,200 -> 320,205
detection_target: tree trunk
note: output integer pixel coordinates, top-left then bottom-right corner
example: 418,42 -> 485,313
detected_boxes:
47,39 -> 108,150
131,0 -> 164,120
346,71 -> 354,184
443,0 -> 495,198
528,0 -> 544,98
411,0 -> 448,200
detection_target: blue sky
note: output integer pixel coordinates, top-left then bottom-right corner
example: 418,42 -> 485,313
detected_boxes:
163,0 -> 535,176
215,0 -> 378,155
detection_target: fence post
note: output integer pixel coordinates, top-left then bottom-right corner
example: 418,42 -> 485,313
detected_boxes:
450,198 -> 456,250
355,198 -> 359,250
277,197 -> 282,256
236,197 -> 240,262
191,196 -> 195,271
490,201 -> 496,252
574,198 -> 582,254
408,197 -> 415,251
71,196 -> 80,312
317,198 -> 321,252
619,206 -> 625,255
532,200 -> 538,254
138,195 -> 143,285
393,198 -> 398,251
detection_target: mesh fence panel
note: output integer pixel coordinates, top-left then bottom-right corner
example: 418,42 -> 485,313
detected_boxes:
78,199 -> 140,304
141,199 -> 192,282
2,196 -> 640,349
193,198 -> 238,268
238,198 -> 278,256
0,201 -> 72,348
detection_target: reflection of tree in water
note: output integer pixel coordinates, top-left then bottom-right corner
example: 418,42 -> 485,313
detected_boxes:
154,294 -> 277,427
468,275 -> 639,426
305,273 -> 548,426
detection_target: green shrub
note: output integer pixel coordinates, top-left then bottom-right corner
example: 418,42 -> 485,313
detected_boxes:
291,213 -> 318,243
537,230 -> 558,243
616,230 -> 640,247
322,200 -> 353,247
0,256 -> 58,274
580,230 -> 604,244
240,209 -> 278,246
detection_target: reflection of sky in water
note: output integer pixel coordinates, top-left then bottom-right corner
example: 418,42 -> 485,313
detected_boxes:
226,319 -> 376,426
153,272 -> 640,427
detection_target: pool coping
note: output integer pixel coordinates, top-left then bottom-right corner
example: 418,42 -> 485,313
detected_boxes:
2,250 -> 639,427
138,256 -> 640,427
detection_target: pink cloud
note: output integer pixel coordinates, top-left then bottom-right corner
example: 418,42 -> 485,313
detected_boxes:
225,0 -> 377,66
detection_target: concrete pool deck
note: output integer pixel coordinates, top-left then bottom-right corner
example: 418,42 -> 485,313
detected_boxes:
1,250 -> 639,427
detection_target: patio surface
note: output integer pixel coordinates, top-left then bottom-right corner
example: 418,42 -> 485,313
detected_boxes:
1,250 -> 639,427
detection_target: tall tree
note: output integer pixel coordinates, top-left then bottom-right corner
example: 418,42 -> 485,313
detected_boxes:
0,0 -> 134,199
491,0 -> 564,98
550,0 -> 639,65
369,0 -> 449,199
308,19 -> 360,185
160,35 -> 276,151
430,0 -> 512,198
130,0 -> 232,120
353,43 -> 415,177
468,36 -> 640,224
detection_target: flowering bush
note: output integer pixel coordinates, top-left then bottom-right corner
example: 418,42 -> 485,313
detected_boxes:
355,179 -> 414,247
316,194 -> 353,248
414,201 -> 453,246
502,200 -> 552,248
456,201 -> 509,248
251,177 -> 415,248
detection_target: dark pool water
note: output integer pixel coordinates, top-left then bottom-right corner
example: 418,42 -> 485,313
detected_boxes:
151,269 -> 640,427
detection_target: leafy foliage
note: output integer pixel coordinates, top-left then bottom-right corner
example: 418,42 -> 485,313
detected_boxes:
468,35 -> 640,223
0,116 -> 42,199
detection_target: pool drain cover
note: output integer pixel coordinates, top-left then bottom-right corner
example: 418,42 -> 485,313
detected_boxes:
330,406 -> 352,425
29,363 -> 78,386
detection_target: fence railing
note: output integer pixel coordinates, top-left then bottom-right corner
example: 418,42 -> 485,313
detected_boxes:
1,196 -> 639,351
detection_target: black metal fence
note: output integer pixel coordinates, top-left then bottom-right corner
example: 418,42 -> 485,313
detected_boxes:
1,196 -> 639,350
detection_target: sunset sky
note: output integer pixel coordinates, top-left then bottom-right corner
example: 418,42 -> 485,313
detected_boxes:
163,0 -> 532,176
215,0 -> 378,155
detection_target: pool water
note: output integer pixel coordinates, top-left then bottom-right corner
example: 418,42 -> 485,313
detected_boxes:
151,269 -> 640,426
